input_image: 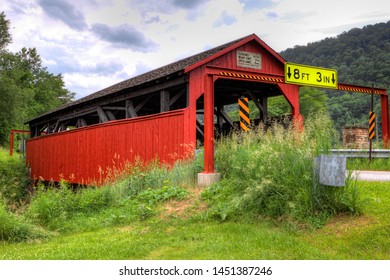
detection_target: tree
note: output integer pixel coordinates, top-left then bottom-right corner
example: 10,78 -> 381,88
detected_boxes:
299,87 -> 328,118
0,12 -> 11,51
0,12 -> 75,145
281,21 -> 390,138
267,87 -> 328,120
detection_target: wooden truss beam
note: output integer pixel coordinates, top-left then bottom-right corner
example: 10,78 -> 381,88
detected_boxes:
97,106 -> 109,123
160,90 -> 170,112
28,75 -> 187,128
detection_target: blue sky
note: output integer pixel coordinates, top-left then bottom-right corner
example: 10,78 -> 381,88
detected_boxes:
2,0 -> 389,99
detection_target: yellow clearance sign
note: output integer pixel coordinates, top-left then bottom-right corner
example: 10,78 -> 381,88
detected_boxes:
285,62 -> 338,89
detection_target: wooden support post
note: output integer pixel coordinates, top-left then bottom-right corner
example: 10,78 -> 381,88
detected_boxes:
198,74 -> 221,186
260,97 -> 268,123
247,91 -> 268,123
53,120 -> 60,133
216,106 -> 224,133
247,91 -> 264,112
59,123 -> 66,132
169,89 -> 185,107
217,108 -> 235,128
196,120 -> 204,137
203,74 -> 215,173
9,130 -> 30,156
76,118 -> 87,128
277,83 -> 303,130
135,95 -> 153,113
106,110 -> 116,121
96,106 -> 109,123
9,131 -> 14,156
30,127 -> 35,138
47,122 -> 52,134
160,90 -> 170,112
126,100 -> 137,118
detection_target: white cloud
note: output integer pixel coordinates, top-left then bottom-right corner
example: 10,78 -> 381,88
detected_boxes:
2,0 -> 389,100
213,11 -> 237,27
37,0 -> 88,31
91,23 -> 159,51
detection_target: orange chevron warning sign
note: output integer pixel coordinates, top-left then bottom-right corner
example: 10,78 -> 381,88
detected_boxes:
369,111 -> 376,140
238,98 -> 250,131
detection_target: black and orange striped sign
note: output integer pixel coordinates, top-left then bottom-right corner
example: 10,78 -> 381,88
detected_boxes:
238,97 -> 250,131
369,111 -> 376,140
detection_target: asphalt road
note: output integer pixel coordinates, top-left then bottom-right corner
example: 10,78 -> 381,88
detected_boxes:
350,170 -> 390,182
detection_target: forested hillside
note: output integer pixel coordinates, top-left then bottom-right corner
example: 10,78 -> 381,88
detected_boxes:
280,21 -> 390,136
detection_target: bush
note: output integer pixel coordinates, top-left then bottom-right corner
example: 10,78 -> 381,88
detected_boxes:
0,199 -> 48,241
112,158 -> 199,200
203,113 -> 361,225
137,184 -> 188,205
0,148 -> 30,206
26,159 -> 195,231
27,181 -> 116,229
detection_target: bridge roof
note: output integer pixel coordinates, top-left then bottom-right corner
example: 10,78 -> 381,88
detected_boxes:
27,33 -> 285,124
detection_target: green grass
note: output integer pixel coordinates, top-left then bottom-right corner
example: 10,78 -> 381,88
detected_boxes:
0,148 -> 30,207
0,115 -> 389,259
0,199 -> 49,242
0,181 -> 388,260
347,157 -> 390,171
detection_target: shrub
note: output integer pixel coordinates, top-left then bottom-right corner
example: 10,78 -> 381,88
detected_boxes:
0,148 -> 30,206
137,184 -> 188,205
26,159 -> 195,231
112,158 -> 199,199
27,181 -> 116,229
0,199 -> 48,241
203,113 -> 361,225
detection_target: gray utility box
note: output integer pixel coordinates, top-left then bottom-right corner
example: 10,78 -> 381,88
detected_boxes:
313,155 -> 346,187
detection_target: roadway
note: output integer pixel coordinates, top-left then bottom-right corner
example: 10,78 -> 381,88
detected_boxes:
350,170 -> 390,182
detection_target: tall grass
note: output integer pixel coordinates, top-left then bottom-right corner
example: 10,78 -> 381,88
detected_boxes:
0,113 -> 364,242
0,148 -> 30,208
0,148 -> 47,242
25,159 -> 199,232
202,113 -> 360,225
0,199 -> 49,242
347,157 -> 390,171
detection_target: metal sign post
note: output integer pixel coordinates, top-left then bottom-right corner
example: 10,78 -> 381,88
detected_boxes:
369,84 -> 375,161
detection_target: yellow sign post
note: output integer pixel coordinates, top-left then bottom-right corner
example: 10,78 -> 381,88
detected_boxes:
285,62 -> 338,89
369,111 -> 376,140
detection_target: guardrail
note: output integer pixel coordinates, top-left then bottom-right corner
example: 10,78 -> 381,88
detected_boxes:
330,149 -> 390,158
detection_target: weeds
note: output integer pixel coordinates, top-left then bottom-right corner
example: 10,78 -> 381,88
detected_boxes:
203,113 -> 361,225
0,199 -> 49,242
0,148 -> 30,208
25,160 -> 194,232
26,181 -> 116,230
347,157 -> 390,171
0,113 -> 364,243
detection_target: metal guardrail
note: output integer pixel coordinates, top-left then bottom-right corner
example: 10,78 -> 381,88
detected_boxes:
330,149 -> 390,158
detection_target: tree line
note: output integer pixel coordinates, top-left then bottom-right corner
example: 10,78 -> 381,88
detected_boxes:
0,12 -> 74,146
1,11 -> 389,145
280,21 -> 390,135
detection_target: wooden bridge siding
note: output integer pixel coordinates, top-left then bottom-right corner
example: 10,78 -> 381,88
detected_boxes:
189,41 -> 284,100
26,109 -> 191,185
209,41 -> 284,76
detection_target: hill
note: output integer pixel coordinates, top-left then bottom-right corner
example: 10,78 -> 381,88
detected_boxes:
280,21 -> 390,137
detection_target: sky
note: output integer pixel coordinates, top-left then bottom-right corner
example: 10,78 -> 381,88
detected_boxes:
1,0 -> 389,99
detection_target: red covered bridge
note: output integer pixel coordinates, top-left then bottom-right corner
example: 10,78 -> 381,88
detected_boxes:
25,34 -> 389,185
